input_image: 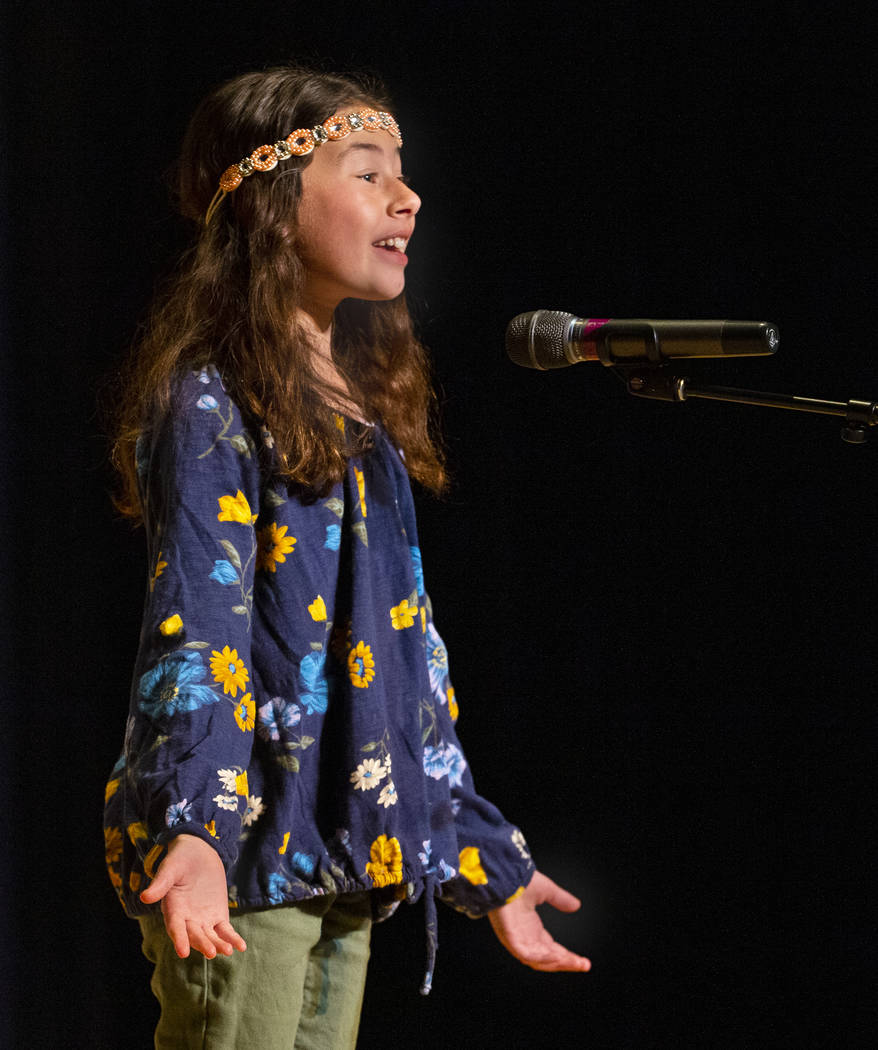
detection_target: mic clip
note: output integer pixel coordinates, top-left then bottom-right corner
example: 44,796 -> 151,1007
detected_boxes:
618,368 -> 688,403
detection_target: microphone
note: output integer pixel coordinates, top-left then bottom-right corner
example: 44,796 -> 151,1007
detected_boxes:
506,310 -> 779,370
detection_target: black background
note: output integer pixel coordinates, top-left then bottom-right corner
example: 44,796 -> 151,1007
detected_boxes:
3,1 -> 877,1046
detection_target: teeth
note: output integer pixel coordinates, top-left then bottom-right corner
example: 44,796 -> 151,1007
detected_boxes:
374,237 -> 408,251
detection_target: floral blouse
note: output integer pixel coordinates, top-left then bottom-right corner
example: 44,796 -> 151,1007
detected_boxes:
103,366 -> 534,989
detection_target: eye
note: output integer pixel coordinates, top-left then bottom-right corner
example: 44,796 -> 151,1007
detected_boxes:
397,174 -> 412,187
358,172 -> 379,183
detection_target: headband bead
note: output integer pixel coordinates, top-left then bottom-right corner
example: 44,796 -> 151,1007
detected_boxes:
250,145 -> 278,171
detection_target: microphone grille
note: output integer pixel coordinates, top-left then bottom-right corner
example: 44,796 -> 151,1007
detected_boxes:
506,310 -> 576,369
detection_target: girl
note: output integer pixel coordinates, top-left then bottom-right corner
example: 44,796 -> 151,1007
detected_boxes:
103,66 -> 589,1049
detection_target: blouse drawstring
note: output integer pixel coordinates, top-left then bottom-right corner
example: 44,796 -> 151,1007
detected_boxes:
419,874 -> 439,995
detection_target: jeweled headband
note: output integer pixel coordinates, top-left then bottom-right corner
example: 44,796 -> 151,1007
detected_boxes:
204,106 -> 403,224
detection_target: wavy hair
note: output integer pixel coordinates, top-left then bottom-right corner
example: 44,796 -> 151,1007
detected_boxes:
110,66 -> 445,520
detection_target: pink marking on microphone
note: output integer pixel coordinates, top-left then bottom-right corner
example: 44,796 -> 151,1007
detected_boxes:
579,319 -> 609,361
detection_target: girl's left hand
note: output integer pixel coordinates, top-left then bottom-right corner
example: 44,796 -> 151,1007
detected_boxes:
488,870 -> 592,972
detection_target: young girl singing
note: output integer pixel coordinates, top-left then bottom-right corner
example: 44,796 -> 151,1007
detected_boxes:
103,65 -> 589,1049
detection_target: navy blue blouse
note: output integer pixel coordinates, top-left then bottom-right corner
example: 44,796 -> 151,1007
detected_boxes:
104,366 -> 535,979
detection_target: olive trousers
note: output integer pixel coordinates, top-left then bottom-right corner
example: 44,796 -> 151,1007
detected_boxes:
139,893 -> 372,1050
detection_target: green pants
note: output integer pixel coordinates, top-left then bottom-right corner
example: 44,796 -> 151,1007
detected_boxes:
139,893 -> 372,1050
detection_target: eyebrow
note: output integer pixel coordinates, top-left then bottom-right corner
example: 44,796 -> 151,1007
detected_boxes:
334,141 -> 401,162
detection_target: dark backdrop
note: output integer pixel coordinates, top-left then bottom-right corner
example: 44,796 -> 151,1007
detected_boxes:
3,1 -> 876,1046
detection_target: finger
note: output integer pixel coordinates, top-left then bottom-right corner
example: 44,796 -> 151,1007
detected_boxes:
538,875 -> 582,913
163,911 -> 192,959
529,950 -> 592,973
518,935 -> 591,972
186,922 -> 218,959
139,866 -> 173,905
204,926 -> 236,957
215,920 -> 247,953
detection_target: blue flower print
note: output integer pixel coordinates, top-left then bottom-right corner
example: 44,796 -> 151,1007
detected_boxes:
442,743 -> 467,788
409,545 -> 425,596
209,559 -> 240,585
425,622 -> 449,694
438,859 -> 456,880
291,852 -> 316,878
266,871 -> 290,905
324,524 -> 341,551
299,650 -> 328,715
138,650 -> 219,719
165,799 -> 193,827
256,697 -> 302,742
418,839 -> 455,881
423,745 -> 447,780
196,394 -> 219,410
193,364 -> 221,385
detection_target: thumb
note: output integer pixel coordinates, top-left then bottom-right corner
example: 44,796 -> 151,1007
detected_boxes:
537,872 -> 582,913
139,856 -> 176,904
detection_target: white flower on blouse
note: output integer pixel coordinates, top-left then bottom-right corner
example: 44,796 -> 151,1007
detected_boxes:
349,758 -> 387,791
217,768 -> 238,792
242,796 -> 265,826
511,828 -> 531,860
377,781 -> 398,808
213,793 -> 238,811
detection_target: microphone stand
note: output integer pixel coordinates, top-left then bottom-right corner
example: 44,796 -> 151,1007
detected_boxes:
617,368 -> 878,444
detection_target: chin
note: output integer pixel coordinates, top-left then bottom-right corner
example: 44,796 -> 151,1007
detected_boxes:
357,284 -> 406,303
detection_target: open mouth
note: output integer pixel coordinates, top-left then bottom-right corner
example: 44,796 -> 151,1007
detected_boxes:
373,237 -> 408,253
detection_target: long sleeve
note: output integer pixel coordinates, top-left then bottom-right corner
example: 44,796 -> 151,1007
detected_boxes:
419,593 -> 537,916
105,368 -> 264,903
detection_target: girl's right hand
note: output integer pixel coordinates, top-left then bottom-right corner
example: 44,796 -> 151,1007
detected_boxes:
139,833 -> 247,959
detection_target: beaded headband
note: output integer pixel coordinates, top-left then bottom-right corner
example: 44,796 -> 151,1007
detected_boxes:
204,106 -> 403,224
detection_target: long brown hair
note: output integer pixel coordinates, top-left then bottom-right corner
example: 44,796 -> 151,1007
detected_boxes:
111,66 -> 445,520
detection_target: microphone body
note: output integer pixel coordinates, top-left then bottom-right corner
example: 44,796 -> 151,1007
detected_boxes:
506,310 -> 779,370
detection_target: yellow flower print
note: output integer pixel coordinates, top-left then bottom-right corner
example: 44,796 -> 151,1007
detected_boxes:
144,843 -> 165,879
104,826 -> 123,866
505,885 -> 525,904
447,687 -> 459,723
217,490 -> 257,524
366,834 -> 403,888
279,831 -> 291,855
256,522 -> 296,573
459,846 -> 488,886
233,693 -> 255,732
129,871 -> 141,893
204,820 -> 218,838
210,645 -> 250,696
390,598 -> 416,630
348,640 -> 376,688
104,778 -> 120,804
159,614 -> 183,636
420,607 -> 427,633
108,868 -> 123,889
308,595 -> 327,622
149,552 -> 168,593
333,412 -> 346,433
235,771 -> 250,797
354,466 -> 367,517
126,821 -> 148,846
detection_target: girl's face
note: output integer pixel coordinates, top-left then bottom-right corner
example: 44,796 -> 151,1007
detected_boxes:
296,123 -> 421,319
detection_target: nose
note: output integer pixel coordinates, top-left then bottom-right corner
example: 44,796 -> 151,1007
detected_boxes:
390,180 -> 421,217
